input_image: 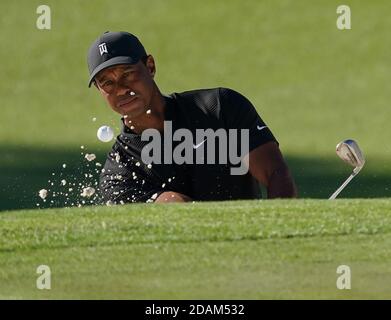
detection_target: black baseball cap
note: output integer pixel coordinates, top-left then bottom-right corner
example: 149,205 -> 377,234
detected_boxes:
87,31 -> 147,87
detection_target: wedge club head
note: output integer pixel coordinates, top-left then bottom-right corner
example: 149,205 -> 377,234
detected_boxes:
335,139 -> 365,174
329,139 -> 365,199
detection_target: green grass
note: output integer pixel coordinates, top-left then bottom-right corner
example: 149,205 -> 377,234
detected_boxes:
2,0 -> 391,153
1,200 -> 390,299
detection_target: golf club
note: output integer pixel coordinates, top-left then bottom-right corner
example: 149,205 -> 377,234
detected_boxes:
329,139 -> 365,200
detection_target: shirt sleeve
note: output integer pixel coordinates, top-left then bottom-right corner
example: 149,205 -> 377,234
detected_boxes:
99,148 -> 164,204
219,87 -> 278,151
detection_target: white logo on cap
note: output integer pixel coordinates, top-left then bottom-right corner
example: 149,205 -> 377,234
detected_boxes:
98,43 -> 108,55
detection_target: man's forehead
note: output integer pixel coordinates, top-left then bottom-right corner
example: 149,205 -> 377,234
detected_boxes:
96,64 -> 136,80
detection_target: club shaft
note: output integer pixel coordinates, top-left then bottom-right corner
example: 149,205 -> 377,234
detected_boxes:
329,172 -> 357,200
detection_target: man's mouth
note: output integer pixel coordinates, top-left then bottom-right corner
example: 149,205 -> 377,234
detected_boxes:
117,95 -> 138,108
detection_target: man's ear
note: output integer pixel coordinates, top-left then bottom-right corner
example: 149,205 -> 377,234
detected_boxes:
93,81 -> 100,91
145,55 -> 156,78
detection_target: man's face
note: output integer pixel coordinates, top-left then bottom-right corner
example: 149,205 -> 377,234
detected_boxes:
94,56 -> 156,119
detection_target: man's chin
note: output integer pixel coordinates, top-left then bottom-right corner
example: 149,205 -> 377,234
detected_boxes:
116,102 -> 147,117
121,107 -> 148,120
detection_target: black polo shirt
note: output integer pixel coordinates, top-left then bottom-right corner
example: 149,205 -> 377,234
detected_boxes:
99,87 -> 277,203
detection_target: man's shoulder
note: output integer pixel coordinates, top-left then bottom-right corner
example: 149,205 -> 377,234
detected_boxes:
170,87 -> 238,100
168,87 -> 241,116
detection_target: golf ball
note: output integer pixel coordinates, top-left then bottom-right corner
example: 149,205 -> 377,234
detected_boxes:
97,125 -> 114,142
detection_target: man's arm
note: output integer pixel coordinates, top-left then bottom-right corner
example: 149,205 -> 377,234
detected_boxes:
99,150 -> 165,204
155,191 -> 192,203
248,141 -> 297,198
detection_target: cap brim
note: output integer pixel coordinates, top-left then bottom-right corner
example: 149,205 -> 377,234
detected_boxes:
88,56 -> 140,87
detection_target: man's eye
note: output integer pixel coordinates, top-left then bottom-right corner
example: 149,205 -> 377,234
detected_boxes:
123,72 -> 134,78
102,80 -> 114,87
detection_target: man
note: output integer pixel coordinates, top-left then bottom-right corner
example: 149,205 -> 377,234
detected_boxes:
87,31 -> 297,203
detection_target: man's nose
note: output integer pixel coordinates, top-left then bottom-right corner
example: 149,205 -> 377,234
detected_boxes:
116,82 -> 131,96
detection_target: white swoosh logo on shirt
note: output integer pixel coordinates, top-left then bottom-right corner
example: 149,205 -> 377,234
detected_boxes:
257,125 -> 268,131
193,138 -> 207,149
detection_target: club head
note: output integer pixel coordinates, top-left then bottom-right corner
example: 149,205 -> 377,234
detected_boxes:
336,139 -> 365,173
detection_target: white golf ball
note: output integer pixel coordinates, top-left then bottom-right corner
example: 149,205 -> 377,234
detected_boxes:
97,125 -> 114,143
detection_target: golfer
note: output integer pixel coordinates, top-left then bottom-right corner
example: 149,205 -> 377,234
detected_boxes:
87,31 -> 297,203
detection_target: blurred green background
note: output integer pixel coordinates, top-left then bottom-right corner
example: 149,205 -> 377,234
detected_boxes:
1,0 -> 390,210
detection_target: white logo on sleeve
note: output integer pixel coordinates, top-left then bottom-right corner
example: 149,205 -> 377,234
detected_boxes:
98,43 -> 108,55
257,125 -> 268,131
193,138 -> 207,149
